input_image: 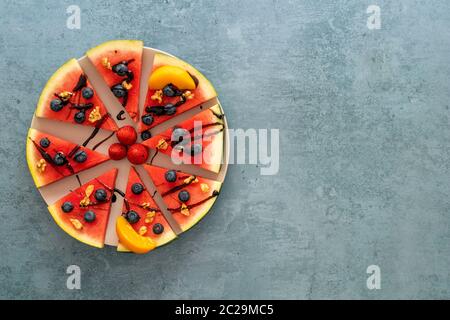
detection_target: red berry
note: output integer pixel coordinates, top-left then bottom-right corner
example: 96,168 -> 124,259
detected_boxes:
108,143 -> 127,160
116,125 -> 137,145
127,144 -> 148,165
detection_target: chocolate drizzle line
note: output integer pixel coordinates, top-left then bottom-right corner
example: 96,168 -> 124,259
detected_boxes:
116,110 -> 126,120
92,131 -> 115,150
95,178 -> 130,211
168,190 -> 220,213
161,176 -> 197,197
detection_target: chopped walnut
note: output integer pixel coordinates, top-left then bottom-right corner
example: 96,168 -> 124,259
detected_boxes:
145,211 -> 156,224
138,226 -> 148,236
180,203 -> 190,216
36,159 -> 46,173
200,183 -> 210,193
88,106 -> 102,123
122,81 -> 132,90
58,91 -> 73,102
80,184 -> 94,207
141,202 -> 151,209
101,57 -> 112,69
85,185 -> 94,197
184,176 -> 198,185
70,219 -> 83,230
182,90 -> 194,100
156,139 -> 168,150
151,90 -> 163,103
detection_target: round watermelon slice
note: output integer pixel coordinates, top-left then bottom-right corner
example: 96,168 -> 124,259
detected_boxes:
143,164 -> 222,232
47,168 -> 118,248
142,105 -> 224,173
86,40 -> 143,122
26,128 -> 110,188
27,41 -> 227,253
35,59 -> 117,131
116,167 -> 177,252
139,52 -> 217,133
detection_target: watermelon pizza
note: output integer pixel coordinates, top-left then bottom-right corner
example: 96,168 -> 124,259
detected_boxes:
26,40 -> 227,254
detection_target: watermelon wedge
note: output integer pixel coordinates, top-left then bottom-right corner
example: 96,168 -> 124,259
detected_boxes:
26,128 -> 109,188
139,53 -> 217,133
48,168 -> 118,248
35,59 -> 117,131
117,167 -> 177,252
143,164 -> 222,232
86,40 -> 143,122
142,105 -> 224,173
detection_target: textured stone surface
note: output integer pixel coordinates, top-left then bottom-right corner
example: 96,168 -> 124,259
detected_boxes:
0,0 -> 449,299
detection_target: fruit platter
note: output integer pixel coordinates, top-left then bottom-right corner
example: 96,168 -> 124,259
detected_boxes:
26,40 -> 228,254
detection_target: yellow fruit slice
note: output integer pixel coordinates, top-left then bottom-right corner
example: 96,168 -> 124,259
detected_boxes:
148,65 -> 196,90
116,216 -> 156,254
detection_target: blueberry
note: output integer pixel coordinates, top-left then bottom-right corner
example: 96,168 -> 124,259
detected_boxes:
112,84 -> 126,98
141,130 -> 151,141
178,190 -> 190,202
126,210 -> 140,224
50,99 -> 63,112
53,152 -> 66,166
164,103 -> 177,115
131,183 -> 144,195
165,170 -> 177,183
163,85 -> 176,97
74,150 -> 87,163
153,223 -> 164,235
112,63 -> 128,76
141,114 -> 154,126
39,137 -> 50,148
190,143 -> 202,156
171,128 -> 190,146
94,189 -> 107,202
84,210 -> 96,222
82,87 -> 94,99
74,111 -> 86,123
61,201 -> 74,213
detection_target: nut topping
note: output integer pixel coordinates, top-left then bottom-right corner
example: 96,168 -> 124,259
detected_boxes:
151,90 -> 163,103
88,106 -> 102,123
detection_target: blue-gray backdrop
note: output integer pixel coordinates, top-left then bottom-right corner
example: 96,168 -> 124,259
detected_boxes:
0,0 -> 449,299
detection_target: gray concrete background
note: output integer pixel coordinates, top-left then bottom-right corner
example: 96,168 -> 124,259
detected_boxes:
0,0 -> 449,299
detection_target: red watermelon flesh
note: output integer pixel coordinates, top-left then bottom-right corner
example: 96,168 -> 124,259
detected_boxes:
86,40 -> 143,122
139,53 -> 217,132
26,128 -> 110,188
35,59 -> 117,131
142,105 -> 224,173
47,168 -> 118,248
143,164 -> 222,232
117,167 -> 176,251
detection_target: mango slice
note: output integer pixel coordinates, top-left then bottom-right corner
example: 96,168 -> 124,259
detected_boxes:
148,65 -> 196,90
116,216 -> 156,254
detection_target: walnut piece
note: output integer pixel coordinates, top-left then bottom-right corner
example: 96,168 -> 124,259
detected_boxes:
156,139 -> 168,150
101,57 -> 112,69
151,90 -> 163,103
58,91 -> 73,102
145,211 -> 156,224
138,226 -> 148,236
36,159 -> 46,173
122,81 -> 132,90
184,176 -> 198,185
182,90 -> 194,100
200,183 -> 210,193
180,203 -> 190,216
88,106 -> 102,123
70,219 -> 83,230
80,184 -> 94,207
